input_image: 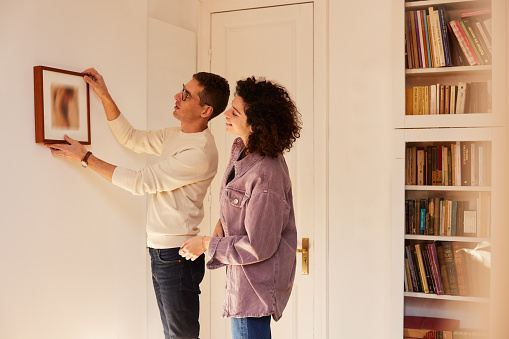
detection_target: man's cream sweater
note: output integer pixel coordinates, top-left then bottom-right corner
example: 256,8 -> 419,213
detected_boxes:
108,114 -> 218,248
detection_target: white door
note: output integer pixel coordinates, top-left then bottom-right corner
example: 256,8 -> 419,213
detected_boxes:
206,3 -> 315,338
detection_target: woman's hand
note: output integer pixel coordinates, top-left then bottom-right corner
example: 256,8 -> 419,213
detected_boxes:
212,219 -> 224,237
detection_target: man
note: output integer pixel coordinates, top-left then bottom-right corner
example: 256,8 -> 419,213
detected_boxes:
46,68 -> 230,339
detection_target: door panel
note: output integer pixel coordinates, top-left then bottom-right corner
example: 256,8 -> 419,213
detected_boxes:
209,4 -> 314,338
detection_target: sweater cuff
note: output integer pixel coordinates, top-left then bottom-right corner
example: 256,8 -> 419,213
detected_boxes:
206,237 -> 225,270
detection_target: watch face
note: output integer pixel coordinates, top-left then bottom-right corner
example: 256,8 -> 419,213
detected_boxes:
81,161 -> 88,168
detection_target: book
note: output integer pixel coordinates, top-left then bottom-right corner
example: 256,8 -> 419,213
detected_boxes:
449,85 -> 456,114
432,9 -> 446,67
406,88 -> 413,115
417,149 -> 425,185
410,11 -> 420,69
406,245 -> 420,291
415,243 -> 430,293
427,243 -> 444,295
456,82 -> 466,114
427,7 -> 440,67
464,210 -> 477,236
435,244 -> 451,295
444,85 -> 450,114
451,242 -> 469,296
405,258 -> 413,292
441,242 -> 459,296
437,7 -> 452,66
461,142 -> 471,186
415,11 -> 424,68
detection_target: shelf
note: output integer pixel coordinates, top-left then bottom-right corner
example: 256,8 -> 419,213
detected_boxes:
406,65 -> 492,78
405,185 -> 491,191
405,0 -> 490,11
403,113 -> 504,129
405,234 -> 489,242
404,291 -> 489,303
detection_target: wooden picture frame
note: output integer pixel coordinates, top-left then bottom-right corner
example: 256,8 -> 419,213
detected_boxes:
34,66 -> 91,144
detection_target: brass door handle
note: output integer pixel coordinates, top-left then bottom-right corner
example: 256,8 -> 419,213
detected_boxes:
296,238 -> 309,275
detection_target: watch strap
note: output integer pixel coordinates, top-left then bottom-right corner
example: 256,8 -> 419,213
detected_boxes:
81,151 -> 93,167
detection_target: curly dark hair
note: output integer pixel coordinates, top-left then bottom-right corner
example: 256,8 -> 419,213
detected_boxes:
192,72 -> 230,120
235,77 -> 302,157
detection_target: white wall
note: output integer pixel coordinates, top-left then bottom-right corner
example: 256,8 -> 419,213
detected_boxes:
148,0 -> 199,33
328,0 -> 395,338
0,1 -> 148,338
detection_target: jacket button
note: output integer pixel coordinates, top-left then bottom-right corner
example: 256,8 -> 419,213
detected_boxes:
233,199 -> 239,204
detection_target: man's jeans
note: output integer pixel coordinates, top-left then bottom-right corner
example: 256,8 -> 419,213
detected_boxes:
149,247 -> 205,339
230,316 -> 272,339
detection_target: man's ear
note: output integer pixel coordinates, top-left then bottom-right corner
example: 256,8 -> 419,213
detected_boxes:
201,105 -> 213,119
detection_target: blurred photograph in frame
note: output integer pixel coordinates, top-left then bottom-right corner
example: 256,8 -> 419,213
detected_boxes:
34,66 -> 90,144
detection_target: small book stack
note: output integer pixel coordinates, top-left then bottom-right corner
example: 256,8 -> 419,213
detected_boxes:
404,316 -> 459,339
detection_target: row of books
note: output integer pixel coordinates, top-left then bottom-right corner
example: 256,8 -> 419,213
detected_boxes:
405,198 -> 486,237
404,241 -> 490,298
404,315 -> 488,339
405,142 -> 490,186
405,81 -> 491,115
405,7 -> 492,69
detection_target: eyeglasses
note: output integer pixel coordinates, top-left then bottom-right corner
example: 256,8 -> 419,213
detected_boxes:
182,84 -> 191,101
182,83 -> 210,106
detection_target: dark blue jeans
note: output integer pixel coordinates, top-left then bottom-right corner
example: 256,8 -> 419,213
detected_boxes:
149,247 -> 205,339
230,316 -> 272,339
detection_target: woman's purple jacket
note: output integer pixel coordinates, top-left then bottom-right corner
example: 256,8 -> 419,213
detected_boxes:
207,138 -> 297,321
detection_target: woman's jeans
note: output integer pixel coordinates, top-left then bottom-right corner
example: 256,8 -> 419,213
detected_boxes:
231,315 -> 272,339
149,247 -> 205,339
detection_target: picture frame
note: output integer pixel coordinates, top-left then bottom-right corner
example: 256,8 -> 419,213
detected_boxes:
34,66 -> 91,144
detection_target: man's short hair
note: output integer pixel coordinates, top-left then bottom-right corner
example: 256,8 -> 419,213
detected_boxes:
193,72 -> 230,120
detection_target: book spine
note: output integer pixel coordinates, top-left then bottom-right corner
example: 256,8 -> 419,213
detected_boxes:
423,10 -> 433,68
433,10 -> 446,66
415,244 -> 430,293
459,20 -> 482,65
438,7 -> 452,66
442,242 -> 459,295
451,242 -> 469,296
410,11 -> 420,69
461,142 -> 471,186
436,244 -> 451,294
415,11 -> 424,68
428,243 -> 444,295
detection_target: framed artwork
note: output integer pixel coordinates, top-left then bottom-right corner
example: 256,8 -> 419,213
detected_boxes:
34,66 -> 90,144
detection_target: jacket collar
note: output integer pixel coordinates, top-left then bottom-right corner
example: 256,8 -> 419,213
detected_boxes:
231,138 -> 264,179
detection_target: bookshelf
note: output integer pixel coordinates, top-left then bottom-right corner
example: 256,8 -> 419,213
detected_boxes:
396,0 -> 506,337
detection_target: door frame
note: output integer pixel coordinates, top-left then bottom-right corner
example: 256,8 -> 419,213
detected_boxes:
197,0 -> 329,337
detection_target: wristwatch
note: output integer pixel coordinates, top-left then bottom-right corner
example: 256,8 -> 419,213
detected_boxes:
81,151 -> 93,168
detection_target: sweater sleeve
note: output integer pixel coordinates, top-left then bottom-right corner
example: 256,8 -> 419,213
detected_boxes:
108,114 -> 175,155
207,191 -> 290,268
112,147 -> 211,195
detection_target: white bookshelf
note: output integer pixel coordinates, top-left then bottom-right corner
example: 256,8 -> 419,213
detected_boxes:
395,0 -> 506,336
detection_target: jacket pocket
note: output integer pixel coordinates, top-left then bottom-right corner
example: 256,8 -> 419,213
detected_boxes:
224,188 -> 250,208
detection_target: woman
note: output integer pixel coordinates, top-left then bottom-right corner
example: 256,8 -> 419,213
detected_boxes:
179,76 -> 301,339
